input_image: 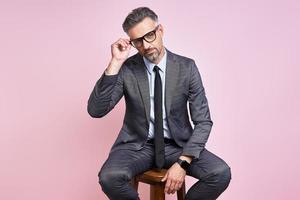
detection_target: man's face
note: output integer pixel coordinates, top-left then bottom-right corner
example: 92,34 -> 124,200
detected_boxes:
127,17 -> 164,64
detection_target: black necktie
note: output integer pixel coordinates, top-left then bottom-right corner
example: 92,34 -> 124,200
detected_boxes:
153,65 -> 165,169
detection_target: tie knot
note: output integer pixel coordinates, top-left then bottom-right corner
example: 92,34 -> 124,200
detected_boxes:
153,65 -> 160,73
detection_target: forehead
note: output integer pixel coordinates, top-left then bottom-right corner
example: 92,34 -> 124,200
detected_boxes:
128,17 -> 157,39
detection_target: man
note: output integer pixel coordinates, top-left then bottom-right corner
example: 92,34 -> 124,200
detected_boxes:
88,7 -> 231,200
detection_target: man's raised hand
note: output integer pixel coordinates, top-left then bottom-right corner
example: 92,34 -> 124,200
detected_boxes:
111,38 -> 131,62
106,38 -> 132,75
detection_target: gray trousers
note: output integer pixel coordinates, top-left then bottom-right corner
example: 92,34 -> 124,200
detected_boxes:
99,140 -> 231,200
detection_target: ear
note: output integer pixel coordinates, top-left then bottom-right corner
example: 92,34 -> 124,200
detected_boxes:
159,24 -> 164,37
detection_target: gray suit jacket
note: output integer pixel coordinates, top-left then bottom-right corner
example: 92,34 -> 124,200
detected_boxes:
87,49 -> 213,159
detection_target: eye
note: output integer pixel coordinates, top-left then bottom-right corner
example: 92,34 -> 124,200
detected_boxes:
145,31 -> 155,39
133,38 -> 142,43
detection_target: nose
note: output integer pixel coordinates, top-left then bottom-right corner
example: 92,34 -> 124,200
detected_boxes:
142,39 -> 151,49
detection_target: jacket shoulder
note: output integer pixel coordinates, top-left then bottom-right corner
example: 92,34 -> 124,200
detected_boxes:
123,53 -> 141,66
168,50 -> 196,69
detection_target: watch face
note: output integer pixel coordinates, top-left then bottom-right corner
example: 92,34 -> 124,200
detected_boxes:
182,161 -> 190,170
178,159 -> 190,170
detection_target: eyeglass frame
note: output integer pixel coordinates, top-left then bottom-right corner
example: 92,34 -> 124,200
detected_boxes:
129,25 -> 160,48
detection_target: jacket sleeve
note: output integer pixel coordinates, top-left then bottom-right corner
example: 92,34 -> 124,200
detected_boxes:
181,60 -> 213,159
87,67 -> 124,118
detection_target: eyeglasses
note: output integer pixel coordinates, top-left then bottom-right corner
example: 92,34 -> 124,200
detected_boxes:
129,25 -> 160,48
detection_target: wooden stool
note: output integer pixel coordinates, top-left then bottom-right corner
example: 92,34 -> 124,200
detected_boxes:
131,169 -> 186,200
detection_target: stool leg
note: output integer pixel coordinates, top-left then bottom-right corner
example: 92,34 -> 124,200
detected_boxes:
150,183 -> 165,200
177,181 -> 186,200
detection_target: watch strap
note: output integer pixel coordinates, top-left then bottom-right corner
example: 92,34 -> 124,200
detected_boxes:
177,158 -> 190,171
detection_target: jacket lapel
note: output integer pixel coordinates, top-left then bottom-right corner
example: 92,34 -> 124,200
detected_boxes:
165,49 -> 179,118
133,54 -> 151,126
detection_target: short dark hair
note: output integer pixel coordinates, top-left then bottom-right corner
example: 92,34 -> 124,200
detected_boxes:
122,7 -> 158,33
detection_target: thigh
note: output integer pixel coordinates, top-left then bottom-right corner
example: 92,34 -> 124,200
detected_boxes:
99,143 -> 155,179
187,148 -> 230,179
164,142 -> 183,168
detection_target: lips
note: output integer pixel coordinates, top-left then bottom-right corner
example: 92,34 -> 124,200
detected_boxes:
146,49 -> 155,54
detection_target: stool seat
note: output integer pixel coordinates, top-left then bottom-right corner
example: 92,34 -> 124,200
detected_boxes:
132,169 -> 186,200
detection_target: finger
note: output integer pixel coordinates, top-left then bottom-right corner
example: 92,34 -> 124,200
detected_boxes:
174,180 -> 182,191
113,39 -> 127,49
119,40 -> 127,47
171,182 -> 177,194
165,178 -> 173,194
118,41 -> 127,51
118,38 -> 128,42
125,43 -> 131,50
171,187 -> 176,194
112,40 -> 122,49
119,38 -> 130,46
122,42 -> 131,51
161,172 -> 168,182
164,178 -> 171,193
122,38 -> 130,44
124,38 -> 130,43
118,38 -> 128,43
114,38 -> 124,45
169,180 -> 176,194
174,180 -> 183,193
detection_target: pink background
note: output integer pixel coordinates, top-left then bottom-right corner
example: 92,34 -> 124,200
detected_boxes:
1,0 -> 299,199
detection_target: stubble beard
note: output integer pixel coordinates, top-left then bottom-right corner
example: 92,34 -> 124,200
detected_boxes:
144,48 -> 161,63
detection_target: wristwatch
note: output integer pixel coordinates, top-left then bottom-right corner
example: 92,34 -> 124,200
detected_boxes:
176,158 -> 191,171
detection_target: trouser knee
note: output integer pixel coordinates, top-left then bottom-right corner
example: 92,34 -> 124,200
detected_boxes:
98,169 -> 131,193
208,165 -> 232,187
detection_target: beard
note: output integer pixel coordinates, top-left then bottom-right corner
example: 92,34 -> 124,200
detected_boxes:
144,47 -> 161,63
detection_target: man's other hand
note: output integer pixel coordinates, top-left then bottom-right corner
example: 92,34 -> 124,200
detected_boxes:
161,163 -> 186,194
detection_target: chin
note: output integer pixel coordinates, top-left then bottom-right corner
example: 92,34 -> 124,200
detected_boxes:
146,54 -> 159,63
147,51 -> 160,61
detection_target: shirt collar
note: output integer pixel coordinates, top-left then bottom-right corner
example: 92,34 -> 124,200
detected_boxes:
143,48 -> 167,74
